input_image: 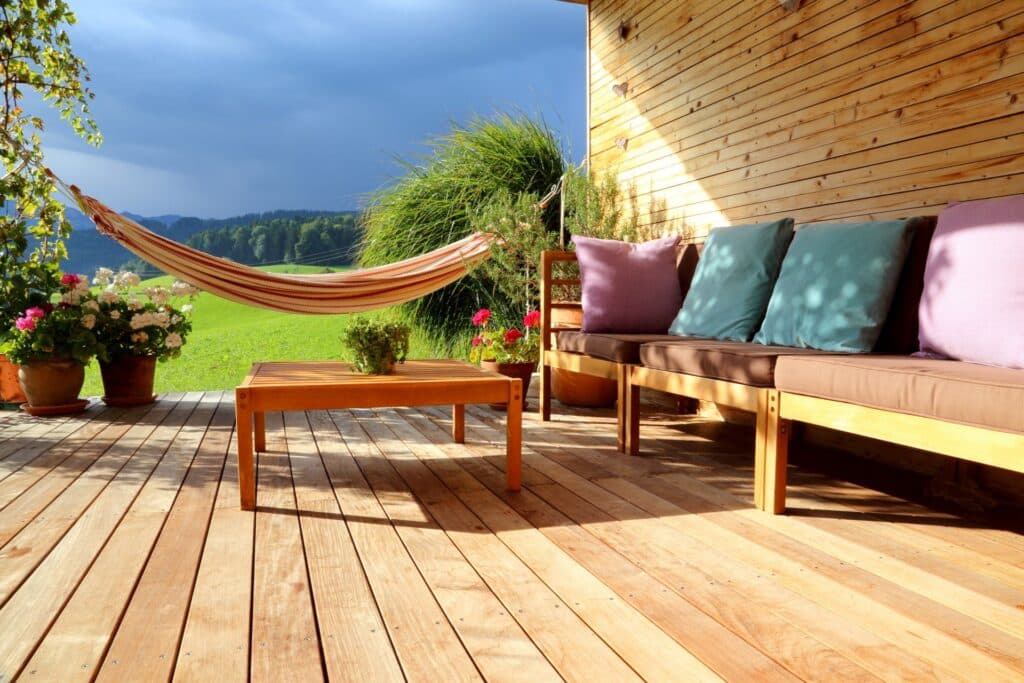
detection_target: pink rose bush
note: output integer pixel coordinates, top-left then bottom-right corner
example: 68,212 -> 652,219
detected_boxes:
4,275 -> 102,365
468,307 -> 540,364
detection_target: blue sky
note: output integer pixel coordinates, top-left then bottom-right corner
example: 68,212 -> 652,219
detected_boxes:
44,0 -> 586,217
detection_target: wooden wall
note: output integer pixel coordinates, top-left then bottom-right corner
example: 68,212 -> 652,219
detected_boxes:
588,0 -> 1024,237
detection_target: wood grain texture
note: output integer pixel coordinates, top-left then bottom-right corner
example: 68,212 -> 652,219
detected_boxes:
589,0 -> 1024,233
1,393 -> 1023,681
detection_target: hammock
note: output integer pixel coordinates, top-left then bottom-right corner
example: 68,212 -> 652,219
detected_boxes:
65,184 -> 493,315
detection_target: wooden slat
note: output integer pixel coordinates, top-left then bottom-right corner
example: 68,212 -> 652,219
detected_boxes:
174,394 -> 255,683
283,410 -> 406,682
316,409 -> 482,681
24,394 -> 221,681
248,411 -> 324,683
0,394 -> 201,680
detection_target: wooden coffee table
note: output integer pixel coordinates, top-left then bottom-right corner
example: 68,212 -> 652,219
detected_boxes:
235,359 -> 522,510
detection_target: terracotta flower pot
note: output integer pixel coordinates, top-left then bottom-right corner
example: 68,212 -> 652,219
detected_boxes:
0,354 -> 27,405
100,355 -> 158,407
18,358 -> 86,414
481,360 -> 535,410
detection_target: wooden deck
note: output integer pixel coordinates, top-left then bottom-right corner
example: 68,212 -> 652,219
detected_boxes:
1,391 -> 1023,682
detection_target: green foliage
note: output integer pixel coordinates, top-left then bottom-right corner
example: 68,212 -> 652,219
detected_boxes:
467,308 -> 539,364
359,111 -> 565,345
562,166 -> 639,243
469,190 -> 560,320
185,213 -> 362,268
1,0 -> 101,343
2,276 -> 100,365
340,318 -> 411,375
91,269 -> 197,362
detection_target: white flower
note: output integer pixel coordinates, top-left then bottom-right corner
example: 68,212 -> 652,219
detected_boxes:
131,331 -> 149,343
74,278 -> 91,296
99,286 -> 120,305
154,312 -> 170,328
110,310 -> 121,320
171,315 -> 182,325
171,281 -> 199,297
146,286 -> 170,306
115,271 -> 141,288
127,298 -> 142,311
84,300 -> 100,312
61,290 -> 81,305
165,332 -> 183,349
81,314 -> 96,330
130,312 -> 153,329
93,267 -> 114,286
181,304 -> 193,314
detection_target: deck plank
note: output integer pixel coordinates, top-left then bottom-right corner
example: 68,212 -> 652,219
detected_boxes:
283,409 -> 406,683
24,394 -> 220,682
0,393 -> 202,680
174,394 -> 255,683
364,407 -> 710,683
249,411 -> 325,683
93,394 -> 230,681
318,409 -> 483,682
1,391 -> 1023,682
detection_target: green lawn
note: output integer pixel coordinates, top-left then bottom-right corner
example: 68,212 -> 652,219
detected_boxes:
81,265 -> 450,396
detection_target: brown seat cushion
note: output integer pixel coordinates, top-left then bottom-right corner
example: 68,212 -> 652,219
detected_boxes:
775,355 -> 1024,433
556,331 -> 678,364
640,339 -> 833,387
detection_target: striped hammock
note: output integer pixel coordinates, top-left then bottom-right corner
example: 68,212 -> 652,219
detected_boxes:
67,186 -> 493,315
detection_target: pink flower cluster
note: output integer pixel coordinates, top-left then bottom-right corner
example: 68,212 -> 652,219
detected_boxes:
15,306 -> 47,332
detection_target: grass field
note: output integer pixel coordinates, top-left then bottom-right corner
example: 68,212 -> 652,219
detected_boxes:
81,265 -> 451,397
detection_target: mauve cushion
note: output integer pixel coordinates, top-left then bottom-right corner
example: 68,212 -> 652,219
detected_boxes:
919,195 -> 1024,369
573,234 -> 682,333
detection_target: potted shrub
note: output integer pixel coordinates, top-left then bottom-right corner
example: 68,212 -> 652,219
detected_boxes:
469,307 -> 540,409
2,274 -> 101,414
341,319 -> 411,374
91,269 -> 198,406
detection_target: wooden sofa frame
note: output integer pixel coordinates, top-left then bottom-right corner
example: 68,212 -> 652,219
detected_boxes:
762,391 -> 1024,514
539,249 -> 631,452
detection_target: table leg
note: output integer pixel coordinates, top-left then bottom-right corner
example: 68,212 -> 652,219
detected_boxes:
452,404 -> 465,443
255,411 -> 266,452
236,392 -> 256,511
506,379 -> 522,492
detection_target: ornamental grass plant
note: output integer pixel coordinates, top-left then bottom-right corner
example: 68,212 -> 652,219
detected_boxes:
359,112 -> 565,348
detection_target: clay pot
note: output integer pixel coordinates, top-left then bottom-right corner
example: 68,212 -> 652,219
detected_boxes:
100,355 -> 158,407
548,305 -> 616,408
481,360 -> 535,410
0,354 -> 27,404
18,358 -> 86,411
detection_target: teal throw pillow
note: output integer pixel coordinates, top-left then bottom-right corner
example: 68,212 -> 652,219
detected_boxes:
753,220 -> 915,352
669,218 -> 795,341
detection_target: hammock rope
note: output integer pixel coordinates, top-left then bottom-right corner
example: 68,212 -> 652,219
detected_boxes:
56,176 -> 494,315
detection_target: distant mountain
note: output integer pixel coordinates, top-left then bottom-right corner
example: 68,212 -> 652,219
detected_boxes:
60,205 -> 358,277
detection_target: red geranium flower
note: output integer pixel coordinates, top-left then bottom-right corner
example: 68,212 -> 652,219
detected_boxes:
523,310 -> 541,329
471,335 -> 482,347
472,308 -> 491,326
60,273 -> 81,286
504,328 -> 523,344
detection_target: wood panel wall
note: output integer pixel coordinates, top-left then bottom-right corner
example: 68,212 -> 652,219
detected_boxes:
588,0 -> 1024,237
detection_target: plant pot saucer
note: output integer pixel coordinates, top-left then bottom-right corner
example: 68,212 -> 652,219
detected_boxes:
20,399 -> 90,417
102,394 -> 157,408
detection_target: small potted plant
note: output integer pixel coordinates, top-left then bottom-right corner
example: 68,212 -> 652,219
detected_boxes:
92,268 -> 198,406
341,318 -> 411,374
2,274 -> 101,414
469,307 -> 540,409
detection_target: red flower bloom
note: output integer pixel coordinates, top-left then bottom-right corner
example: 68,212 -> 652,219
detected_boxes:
60,273 -> 81,286
24,306 -> 46,320
504,328 -> 524,345
523,310 -> 541,329
471,335 -> 482,347
472,308 -> 491,326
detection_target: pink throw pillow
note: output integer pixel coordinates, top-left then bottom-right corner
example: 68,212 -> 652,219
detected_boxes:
918,195 -> 1024,369
573,234 -> 682,333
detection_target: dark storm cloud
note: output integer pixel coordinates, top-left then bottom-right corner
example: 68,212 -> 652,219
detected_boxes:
45,0 -> 586,216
